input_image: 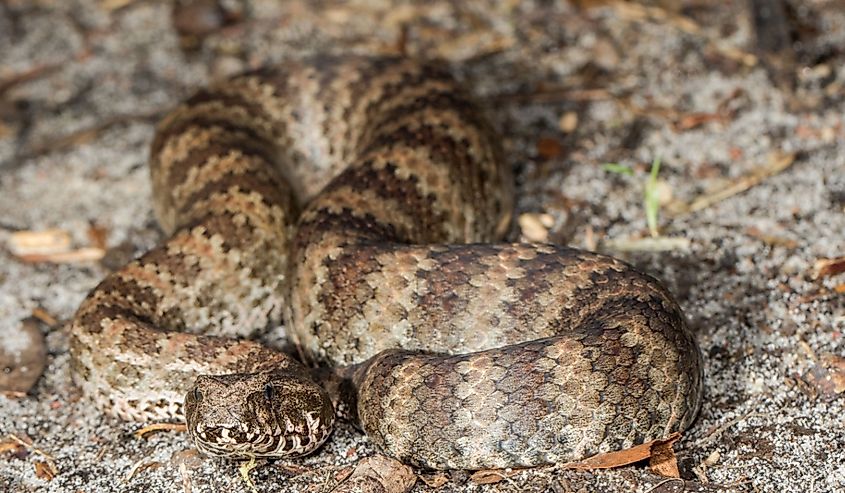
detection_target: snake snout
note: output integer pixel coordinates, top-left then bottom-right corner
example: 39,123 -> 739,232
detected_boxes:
183,370 -> 336,459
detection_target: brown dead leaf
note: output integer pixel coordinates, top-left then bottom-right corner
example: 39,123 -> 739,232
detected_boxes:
0,439 -> 26,456
536,137 -> 563,159
814,257 -> 845,279
331,455 -> 415,493
649,436 -> 680,478
31,307 -> 58,327
562,432 -> 681,470
674,112 -> 729,131
87,223 -> 109,250
34,460 -> 57,481
418,471 -> 449,488
803,354 -> 845,399
4,434 -> 58,475
334,466 -> 354,483
469,468 -> 522,485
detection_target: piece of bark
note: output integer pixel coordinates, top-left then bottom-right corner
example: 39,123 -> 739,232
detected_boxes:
562,433 -> 682,470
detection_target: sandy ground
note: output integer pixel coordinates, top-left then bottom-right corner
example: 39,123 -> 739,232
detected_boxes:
1,1 -> 844,492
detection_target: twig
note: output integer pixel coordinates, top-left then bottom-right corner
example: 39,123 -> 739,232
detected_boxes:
134,422 -> 187,439
668,152 -> 796,216
602,236 -> 690,253
692,411 -> 764,449
644,478 -> 683,493
5,434 -> 59,476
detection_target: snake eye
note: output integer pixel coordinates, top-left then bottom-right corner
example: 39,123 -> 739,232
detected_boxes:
263,384 -> 274,401
193,387 -> 203,401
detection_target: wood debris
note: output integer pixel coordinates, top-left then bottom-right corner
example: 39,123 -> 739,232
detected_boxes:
34,460 -> 58,481
8,229 -> 71,256
31,307 -> 59,327
668,151 -> 796,216
3,434 -> 58,477
418,471 -> 449,488
0,437 -> 26,456
124,458 -> 163,483
469,467 -> 522,485
692,450 -> 721,483
87,223 -> 110,250
330,455 -> 415,493
8,228 -> 105,264
813,257 -> 845,279
648,435 -> 681,478
134,422 -> 187,439
803,353 -> 845,399
606,0 -> 755,67
745,226 -> 798,249
602,236 -> 691,253
562,432 -> 681,473
536,137 -> 563,159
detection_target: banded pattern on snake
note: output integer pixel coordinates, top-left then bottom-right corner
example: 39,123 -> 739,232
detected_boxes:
69,56 -> 703,470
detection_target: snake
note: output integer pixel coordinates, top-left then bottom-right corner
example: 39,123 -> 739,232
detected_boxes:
68,56 -> 703,471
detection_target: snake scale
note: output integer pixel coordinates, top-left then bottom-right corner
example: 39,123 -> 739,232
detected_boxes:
69,56 -> 703,471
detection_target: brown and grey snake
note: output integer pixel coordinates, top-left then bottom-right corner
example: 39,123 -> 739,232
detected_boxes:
69,56 -> 703,471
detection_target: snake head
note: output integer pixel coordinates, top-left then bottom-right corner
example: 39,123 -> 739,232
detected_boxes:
184,370 -> 335,459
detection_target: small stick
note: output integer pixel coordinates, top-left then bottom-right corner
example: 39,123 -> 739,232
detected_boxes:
134,422 -> 187,439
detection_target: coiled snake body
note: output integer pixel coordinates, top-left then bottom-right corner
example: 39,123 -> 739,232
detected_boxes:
69,56 -> 703,470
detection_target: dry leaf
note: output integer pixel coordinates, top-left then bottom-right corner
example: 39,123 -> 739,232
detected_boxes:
648,436 -> 681,478
0,439 -> 25,456
34,460 -> 57,481
813,257 -> 845,279
802,354 -> 845,399
87,224 -> 109,250
469,468 -> 522,485
536,137 -> 563,159
333,466 -> 354,483
331,455 -> 415,493
674,112 -> 729,131
562,432 -> 681,470
418,471 -> 449,488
